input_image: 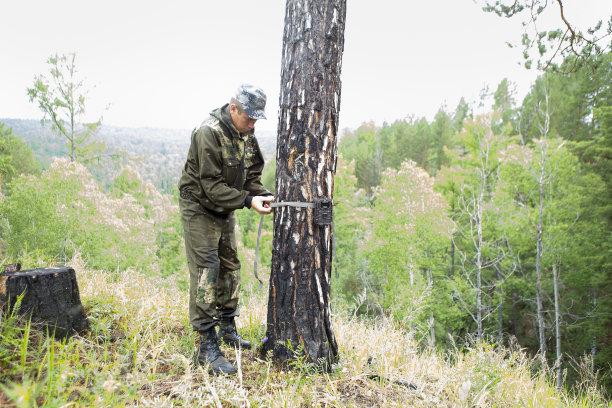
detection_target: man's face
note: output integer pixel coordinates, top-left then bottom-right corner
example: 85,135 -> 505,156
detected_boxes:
230,104 -> 257,133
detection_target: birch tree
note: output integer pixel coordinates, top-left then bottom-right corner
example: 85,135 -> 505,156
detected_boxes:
498,82 -> 597,385
366,161 -> 452,339
450,113 -> 514,343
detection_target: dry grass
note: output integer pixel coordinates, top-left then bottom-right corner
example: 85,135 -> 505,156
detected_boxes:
0,257 -> 608,407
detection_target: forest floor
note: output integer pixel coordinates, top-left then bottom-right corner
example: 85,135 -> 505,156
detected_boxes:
0,255 -> 608,407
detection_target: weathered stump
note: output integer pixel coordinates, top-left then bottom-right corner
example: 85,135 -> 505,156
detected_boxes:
0,266 -> 89,338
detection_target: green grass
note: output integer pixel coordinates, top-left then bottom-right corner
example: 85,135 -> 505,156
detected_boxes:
0,258 -> 608,407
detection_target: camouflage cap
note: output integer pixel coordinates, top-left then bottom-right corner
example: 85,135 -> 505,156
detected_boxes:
234,84 -> 267,120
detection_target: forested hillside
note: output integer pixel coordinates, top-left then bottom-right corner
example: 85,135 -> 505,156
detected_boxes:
0,118 -> 276,193
0,51 -> 610,406
329,52 -> 612,393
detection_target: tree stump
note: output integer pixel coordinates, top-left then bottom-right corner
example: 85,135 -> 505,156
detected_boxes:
0,266 -> 89,338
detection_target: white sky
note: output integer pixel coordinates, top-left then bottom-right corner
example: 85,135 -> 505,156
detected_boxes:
1,0 -> 610,133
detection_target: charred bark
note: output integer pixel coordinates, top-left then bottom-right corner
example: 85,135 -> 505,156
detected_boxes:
0,266 -> 89,338
263,0 -> 346,369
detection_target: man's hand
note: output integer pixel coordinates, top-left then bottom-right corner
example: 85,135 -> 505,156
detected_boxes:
251,196 -> 275,215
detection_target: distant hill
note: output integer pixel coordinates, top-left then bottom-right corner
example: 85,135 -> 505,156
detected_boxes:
1,118 -> 277,192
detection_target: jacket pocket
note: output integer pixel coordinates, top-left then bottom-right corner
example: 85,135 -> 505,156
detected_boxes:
222,158 -> 241,187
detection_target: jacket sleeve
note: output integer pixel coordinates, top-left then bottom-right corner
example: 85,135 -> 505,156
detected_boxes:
244,162 -> 272,197
196,126 -> 249,210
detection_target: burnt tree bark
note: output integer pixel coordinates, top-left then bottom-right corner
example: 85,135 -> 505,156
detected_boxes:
263,0 -> 346,369
0,266 -> 89,338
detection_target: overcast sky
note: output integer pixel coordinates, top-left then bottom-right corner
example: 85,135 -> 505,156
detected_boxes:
1,1 -> 610,133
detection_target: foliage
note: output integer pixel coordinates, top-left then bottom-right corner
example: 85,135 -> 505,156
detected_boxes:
339,122 -> 382,192
338,114 -> 457,193
365,161 -> 453,333
442,113 -> 517,343
479,0 -> 611,70
332,52 -> 612,393
519,53 -> 611,145
0,160 -> 82,262
498,136 -> 610,384
157,211 -> 186,285
0,159 -> 184,278
261,158 -> 276,193
27,53 -> 111,164
330,156 -> 370,307
428,108 -> 454,173
338,103 -> 467,195
452,97 -> 472,133
492,78 -> 518,135
0,122 -> 41,192
112,165 -> 144,199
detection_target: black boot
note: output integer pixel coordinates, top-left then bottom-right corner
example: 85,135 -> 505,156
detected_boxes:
197,328 -> 236,375
218,318 -> 252,350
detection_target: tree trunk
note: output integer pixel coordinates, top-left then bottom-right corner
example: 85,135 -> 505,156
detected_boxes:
450,235 -> 455,277
535,171 -> 547,356
534,88 -> 550,358
409,256 -> 414,286
70,112 -> 75,162
495,263 -> 503,345
0,266 -> 89,338
476,195 -> 483,344
512,288 -> 518,337
263,0 -> 346,369
552,262 -> 562,389
427,269 -> 435,350
590,286 -> 597,380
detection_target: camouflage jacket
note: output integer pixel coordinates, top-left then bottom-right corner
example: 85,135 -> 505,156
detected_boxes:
178,104 -> 270,215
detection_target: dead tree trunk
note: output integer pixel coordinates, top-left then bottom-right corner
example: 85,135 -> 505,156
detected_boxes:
552,261 -> 562,389
495,263 -> 503,345
263,0 -> 346,369
0,266 -> 89,338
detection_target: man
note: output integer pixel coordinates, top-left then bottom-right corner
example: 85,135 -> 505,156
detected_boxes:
178,84 -> 274,375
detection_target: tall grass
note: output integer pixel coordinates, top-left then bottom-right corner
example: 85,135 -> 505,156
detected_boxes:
0,255 -> 608,407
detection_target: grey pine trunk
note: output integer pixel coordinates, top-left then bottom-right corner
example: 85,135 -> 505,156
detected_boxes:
476,192 -> 484,343
590,287 -> 597,381
534,90 -> 550,358
495,264 -> 503,345
263,0 -> 346,369
426,269 -> 435,349
552,262 -> 562,389
535,175 -> 546,356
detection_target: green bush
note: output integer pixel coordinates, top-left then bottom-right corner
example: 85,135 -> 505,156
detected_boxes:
0,159 -> 181,275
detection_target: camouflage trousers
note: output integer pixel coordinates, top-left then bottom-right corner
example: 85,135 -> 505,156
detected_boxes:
179,197 -> 241,332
